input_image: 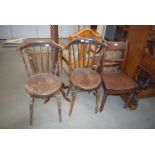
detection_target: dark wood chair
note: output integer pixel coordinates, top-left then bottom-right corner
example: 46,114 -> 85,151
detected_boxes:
65,38 -> 106,116
100,41 -> 137,112
18,40 -> 63,125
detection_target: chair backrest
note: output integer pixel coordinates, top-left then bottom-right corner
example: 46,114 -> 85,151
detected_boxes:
67,28 -> 103,61
101,41 -> 128,73
68,28 -> 102,41
18,40 -> 62,78
66,38 -> 106,75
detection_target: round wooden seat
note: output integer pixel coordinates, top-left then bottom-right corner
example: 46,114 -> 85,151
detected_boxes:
70,68 -> 102,90
25,73 -> 62,97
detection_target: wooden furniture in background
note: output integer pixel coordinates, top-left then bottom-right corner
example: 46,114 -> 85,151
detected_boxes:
104,25 -> 129,41
66,38 -> 105,115
131,64 -> 155,103
100,41 -> 137,111
122,25 -> 155,109
61,28 -> 103,76
18,40 -> 63,125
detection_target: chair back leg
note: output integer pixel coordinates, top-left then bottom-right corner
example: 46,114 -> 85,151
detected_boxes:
56,91 -> 62,122
29,97 -> 34,126
69,86 -> 77,116
95,89 -> 99,113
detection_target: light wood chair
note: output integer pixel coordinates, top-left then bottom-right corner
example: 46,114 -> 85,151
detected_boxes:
18,40 -> 64,125
100,41 -> 137,112
60,28 -> 103,77
65,38 -> 106,116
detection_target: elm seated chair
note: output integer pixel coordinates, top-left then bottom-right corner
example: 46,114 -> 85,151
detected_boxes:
65,38 -> 106,116
100,41 -> 137,112
18,40 -> 63,125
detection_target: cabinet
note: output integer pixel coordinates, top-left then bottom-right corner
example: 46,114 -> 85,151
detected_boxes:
122,25 -> 155,109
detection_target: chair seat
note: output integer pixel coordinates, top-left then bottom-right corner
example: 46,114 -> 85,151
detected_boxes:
70,68 -> 102,90
101,72 -> 137,94
25,73 -> 62,97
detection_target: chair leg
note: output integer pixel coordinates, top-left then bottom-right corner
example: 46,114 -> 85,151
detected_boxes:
124,91 -> 135,109
56,91 -> 62,122
95,89 -> 99,113
60,87 -> 71,102
69,87 -> 77,116
60,57 -> 63,75
29,97 -> 34,126
100,92 -> 108,112
67,82 -> 72,96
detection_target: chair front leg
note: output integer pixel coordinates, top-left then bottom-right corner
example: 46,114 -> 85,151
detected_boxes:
69,86 -> 77,116
95,89 -> 99,113
56,91 -> 62,122
29,97 -> 34,126
100,91 -> 108,112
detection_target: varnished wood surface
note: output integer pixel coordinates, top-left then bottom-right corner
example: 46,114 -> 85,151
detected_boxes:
68,28 -> 102,41
18,40 -> 63,124
100,40 -> 137,111
101,72 -> 137,94
124,26 -> 152,78
25,73 -> 62,97
70,68 -> 101,90
122,26 -> 155,103
141,52 -> 155,75
18,40 -> 61,51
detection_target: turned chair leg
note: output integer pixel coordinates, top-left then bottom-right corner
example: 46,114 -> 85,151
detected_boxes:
57,91 -> 62,122
100,92 -> 108,112
29,97 -> 34,126
95,89 -> 99,113
69,87 -> 76,116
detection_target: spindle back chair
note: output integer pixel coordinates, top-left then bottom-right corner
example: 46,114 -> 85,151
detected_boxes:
18,40 -> 63,125
66,38 -> 106,116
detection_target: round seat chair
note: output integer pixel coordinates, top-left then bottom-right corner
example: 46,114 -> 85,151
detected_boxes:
18,40 -> 63,125
65,38 -> 106,116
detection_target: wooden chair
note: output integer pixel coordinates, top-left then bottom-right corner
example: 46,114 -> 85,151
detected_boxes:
60,28 -> 103,76
100,41 -> 137,112
65,38 -> 106,116
18,40 -> 63,125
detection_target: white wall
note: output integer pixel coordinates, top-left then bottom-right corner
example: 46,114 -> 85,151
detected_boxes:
0,25 -> 12,39
59,25 -> 78,38
0,25 -> 106,39
11,25 -> 37,38
37,25 -> 50,38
